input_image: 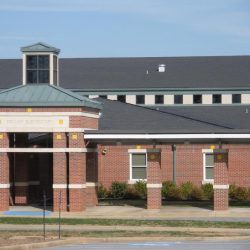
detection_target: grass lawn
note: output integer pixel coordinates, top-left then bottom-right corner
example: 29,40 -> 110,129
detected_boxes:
1,217 -> 250,229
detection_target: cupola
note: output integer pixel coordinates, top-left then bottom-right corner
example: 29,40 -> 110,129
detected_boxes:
21,42 -> 60,85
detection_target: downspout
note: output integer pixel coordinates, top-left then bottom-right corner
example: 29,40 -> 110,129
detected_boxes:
172,144 -> 176,184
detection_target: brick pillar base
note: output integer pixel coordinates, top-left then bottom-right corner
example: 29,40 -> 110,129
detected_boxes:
0,133 -> 10,211
86,185 -> 98,207
15,186 -> 29,204
147,185 -> 162,209
0,189 -> 9,211
147,149 -> 162,210
214,188 -> 229,211
53,133 -> 68,212
69,133 -> 86,212
53,188 -> 67,212
69,188 -> 85,212
213,149 -> 229,211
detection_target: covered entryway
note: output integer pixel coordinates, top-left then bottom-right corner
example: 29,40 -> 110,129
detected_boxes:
0,84 -> 101,212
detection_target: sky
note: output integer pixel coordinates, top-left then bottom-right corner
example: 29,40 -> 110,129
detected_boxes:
0,0 -> 249,58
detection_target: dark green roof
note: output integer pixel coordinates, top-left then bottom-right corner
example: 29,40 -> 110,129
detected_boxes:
21,42 -> 60,54
0,84 -> 102,109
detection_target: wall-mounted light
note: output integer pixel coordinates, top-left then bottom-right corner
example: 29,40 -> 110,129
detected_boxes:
102,148 -> 107,155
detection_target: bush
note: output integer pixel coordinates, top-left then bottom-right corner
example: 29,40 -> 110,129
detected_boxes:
134,180 -> 147,199
162,181 -> 181,200
229,184 -> 237,200
202,183 -> 214,200
180,182 -> 194,200
234,187 -> 249,201
191,186 -> 204,201
124,185 -> 141,199
97,184 -> 109,199
110,181 -> 128,199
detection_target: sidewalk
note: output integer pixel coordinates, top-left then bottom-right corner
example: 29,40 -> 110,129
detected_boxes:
1,204 -> 250,221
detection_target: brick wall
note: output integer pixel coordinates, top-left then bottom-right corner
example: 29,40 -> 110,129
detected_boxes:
97,143 -> 250,188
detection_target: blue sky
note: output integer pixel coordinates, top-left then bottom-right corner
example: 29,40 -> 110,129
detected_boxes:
0,0 -> 249,58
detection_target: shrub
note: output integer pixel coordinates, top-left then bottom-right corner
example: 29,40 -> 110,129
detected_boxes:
180,182 -> 194,200
97,184 -> 109,199
162,181 -> 181,200
191,186 -> 204,201
202,183 -> 214,200
234,187 -> 249,201
124,185 -> 141,199
229,184 -> 237,200
134,180 -> 147,199
110,181 -> 128,199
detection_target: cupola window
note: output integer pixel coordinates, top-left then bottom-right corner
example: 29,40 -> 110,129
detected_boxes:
26,55 -> 49,84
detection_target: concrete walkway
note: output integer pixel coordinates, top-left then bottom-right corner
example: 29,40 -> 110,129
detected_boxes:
1,204 -> 250,221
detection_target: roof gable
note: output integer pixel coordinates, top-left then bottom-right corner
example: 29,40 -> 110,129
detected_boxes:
0,84 -> 101,109
21,42 -> 60,54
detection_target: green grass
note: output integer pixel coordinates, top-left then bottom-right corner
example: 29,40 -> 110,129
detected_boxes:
1,217 -> 250,229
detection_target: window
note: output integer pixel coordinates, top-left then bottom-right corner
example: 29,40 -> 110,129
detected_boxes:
193,95 -> 202,104
136,95 -> 145,104
155,95 -> 164,104
130,153 -> 147,180
213,94 -> 221,104
99,95 -> 107,99
117,95 -> 126,103
26,55 -> 49,84
232,94 -> 241,104
174,95 -> 183,104
204,153 -> 214,180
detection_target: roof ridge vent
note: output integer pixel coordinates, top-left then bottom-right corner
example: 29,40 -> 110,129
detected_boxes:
158,64 -> 166,72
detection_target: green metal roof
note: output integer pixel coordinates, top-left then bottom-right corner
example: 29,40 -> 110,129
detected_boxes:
21,42 -> 60,54
0,84 -> 102,109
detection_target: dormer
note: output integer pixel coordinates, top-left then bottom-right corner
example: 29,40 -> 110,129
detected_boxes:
21,42 -> 60,86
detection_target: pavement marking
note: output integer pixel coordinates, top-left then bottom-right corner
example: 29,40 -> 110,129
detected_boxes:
129,242 -> 180,247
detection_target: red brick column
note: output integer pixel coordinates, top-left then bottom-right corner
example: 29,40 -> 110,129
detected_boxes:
147,149 -> 162,209
0,133 -> 10,211
68,132 -> 86,212
15,134 -> 29,204
213,149 -> 229,211
53,133 -> 67,212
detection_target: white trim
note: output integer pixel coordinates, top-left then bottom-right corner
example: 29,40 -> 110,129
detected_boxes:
68,184 -> 86,189
128,149 -> 147,153
202,180 -> 214,185
202,149 -> 214,153
0,148 -> 97,153
213,184 -> 229,189
15,182 -> 29,187
0,184 -> 10,188
0,128 -> 97,133
86,182 -> 98,187
53,184 -> 67,189
147,183 -> 162,188
0,112 -> 100,118
85,134 -> 250,140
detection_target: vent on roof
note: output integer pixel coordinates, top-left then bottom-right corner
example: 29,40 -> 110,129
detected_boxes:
158,64 -> 166,72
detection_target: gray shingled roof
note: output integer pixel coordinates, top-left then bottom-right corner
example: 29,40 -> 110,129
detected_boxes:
0,55 -> 249,90
150,105 -> 250,130
90,98 -> 234,134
